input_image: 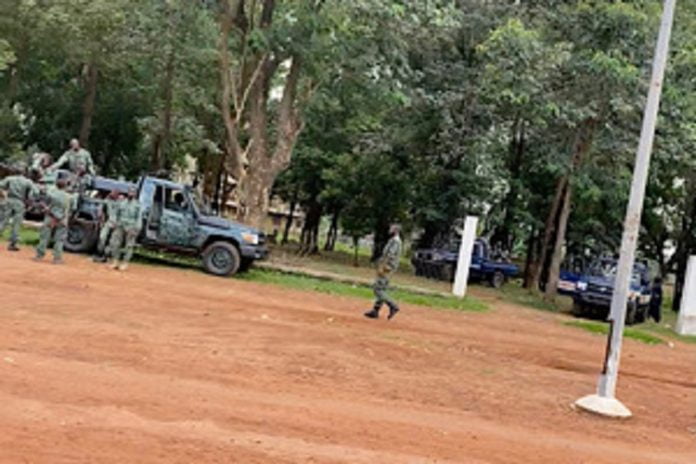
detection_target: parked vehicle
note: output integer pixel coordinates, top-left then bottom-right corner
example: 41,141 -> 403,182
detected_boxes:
412,238 -> 519,288
65,175 -> 267,276
572,258 -> 652,325
558,256 -> 587,296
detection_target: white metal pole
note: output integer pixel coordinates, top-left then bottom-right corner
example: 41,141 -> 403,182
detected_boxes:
453,216 -> 478,298
576,0 -> 677,419
676,256 -> 696,335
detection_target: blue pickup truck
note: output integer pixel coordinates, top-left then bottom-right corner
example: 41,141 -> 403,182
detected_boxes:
412,238 -> 519,288
557,256 -> 587,296
571,258 -> 652,325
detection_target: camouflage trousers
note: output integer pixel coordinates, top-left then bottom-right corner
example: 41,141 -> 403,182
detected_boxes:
373,275 -> 398,310
36,217 -> 67,260
0,198 -> 25,245
97,221 -> 116,255
109,226 -> 138,264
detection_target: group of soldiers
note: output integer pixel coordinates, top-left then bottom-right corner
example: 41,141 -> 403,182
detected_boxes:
0,138 -> 141,271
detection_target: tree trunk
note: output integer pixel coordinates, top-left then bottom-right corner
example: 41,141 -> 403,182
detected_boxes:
534,118 -> 597,292
299,199 -> 322,255
218,1 -> 305,230
79,62 -> 99,146
324,209 -> 339,251
353,236 -> 360,267
532,175 -> 568,290
522,226 -> 538,289
493,118 -> 525,252
545,184 -> 572,300
152,47 -> 176,171
282,188 -> 299,245
237,165 -> 271,228
235,56 -> 303,229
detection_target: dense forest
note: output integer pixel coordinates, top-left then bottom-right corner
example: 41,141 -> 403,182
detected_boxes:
1,1 -> 696,306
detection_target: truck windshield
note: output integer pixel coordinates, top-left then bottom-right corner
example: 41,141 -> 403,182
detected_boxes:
589,261 -> 642,284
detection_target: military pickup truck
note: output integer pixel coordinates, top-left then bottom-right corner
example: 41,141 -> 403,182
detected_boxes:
65,175 -> 267,276
572,258 -> 652,325
412,238 -> 519,288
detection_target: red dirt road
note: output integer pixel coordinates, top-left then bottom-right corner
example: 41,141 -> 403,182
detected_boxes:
0,250 -> 695,463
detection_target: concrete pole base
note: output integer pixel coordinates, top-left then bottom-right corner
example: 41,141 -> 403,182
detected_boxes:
575,394 -> 632,419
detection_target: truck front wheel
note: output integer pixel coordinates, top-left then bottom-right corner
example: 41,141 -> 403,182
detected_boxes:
625,301 -> 638,326
490,271 -> 505,289
65,220 -> 97,253
202,241 -> 241,276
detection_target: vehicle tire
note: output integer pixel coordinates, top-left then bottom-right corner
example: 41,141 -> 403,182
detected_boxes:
441,264 -> 455,282
490,271 -> 505,289
571,301 -> 585,317
625,301 -> 638,326
239,257 -> 254,273
413,262 -> 422,276
65,220 -> 97,253
202,241 -> 241,276
635,305 -> 647,324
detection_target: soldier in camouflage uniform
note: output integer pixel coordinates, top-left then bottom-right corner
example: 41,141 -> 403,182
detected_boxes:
34,178 -> 77,264
31,152 -> 53,183
364,224 -> 403,320
109,186 -> 142,271
0,170 -> 40,251
49,138 -> 95,176
70,163 -> 92,194
93,189 -> 122,262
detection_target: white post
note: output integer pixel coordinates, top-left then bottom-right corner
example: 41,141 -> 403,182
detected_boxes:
453,216 -> 478,298
676,256 -> 696,335
575,0 -> 677,419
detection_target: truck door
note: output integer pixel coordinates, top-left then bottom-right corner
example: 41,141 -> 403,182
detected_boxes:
157,186 -> 196,247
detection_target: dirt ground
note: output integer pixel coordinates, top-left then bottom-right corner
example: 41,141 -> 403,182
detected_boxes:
0,250 -> 695,464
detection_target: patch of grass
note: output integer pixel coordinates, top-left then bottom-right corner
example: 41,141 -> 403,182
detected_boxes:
239,268 -> 488,313
564,320 -> 665,345
497,281 -> 570,312
641,319 -> 696,345
0,226 -> 40,246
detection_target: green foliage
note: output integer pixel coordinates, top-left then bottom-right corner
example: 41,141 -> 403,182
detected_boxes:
1,0 -> 696,289
0,39 -> 14,73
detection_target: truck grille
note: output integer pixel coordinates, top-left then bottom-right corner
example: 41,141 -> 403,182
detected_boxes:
588,283 -> 612,295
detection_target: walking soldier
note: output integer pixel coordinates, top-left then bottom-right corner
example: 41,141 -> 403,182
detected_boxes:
364,224 -> 403,320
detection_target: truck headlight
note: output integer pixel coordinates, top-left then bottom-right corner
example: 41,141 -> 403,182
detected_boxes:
576,281 -> 588,291
241,232 -> 259,245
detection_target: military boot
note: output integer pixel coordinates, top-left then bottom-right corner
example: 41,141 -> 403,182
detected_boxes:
387,304 -> 400,320
111,260 -> 120,270
364,304 -> 381,319
7,242 -> 19,252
